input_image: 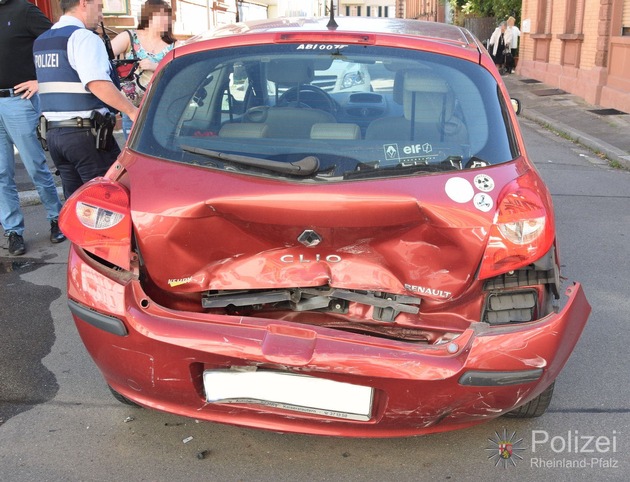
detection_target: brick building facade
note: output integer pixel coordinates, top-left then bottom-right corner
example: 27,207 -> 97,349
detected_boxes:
519,0 -> 630,113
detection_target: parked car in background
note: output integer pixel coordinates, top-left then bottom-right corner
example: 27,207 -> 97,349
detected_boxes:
312,59 -> 371,93
59,16 -> 590,437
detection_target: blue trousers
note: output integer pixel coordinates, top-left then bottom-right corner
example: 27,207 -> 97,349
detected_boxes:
46,126 -> 121,201
0,95 -> 62,236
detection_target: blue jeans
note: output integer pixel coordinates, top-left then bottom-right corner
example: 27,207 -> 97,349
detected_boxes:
122,113 -> 132,140
0,94 -> 62,236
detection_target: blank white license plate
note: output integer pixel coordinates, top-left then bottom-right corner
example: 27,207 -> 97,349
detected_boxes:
203,370 -> 373,421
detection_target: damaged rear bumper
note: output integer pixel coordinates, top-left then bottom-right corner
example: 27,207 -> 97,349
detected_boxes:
67,246 -> 590,437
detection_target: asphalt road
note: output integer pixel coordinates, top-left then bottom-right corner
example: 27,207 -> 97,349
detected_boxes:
0,118 -> 628,481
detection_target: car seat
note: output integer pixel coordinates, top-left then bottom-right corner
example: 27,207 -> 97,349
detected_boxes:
365,70 -> 467,143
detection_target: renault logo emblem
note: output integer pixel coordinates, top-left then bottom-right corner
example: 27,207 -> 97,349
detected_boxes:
298,230 -> 322,247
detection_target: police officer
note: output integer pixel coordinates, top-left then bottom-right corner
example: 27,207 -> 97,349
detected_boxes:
33,0 -> 138,199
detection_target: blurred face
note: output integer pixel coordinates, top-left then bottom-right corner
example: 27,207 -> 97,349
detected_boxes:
85,0 -> 103,30
150,9 -> 171,34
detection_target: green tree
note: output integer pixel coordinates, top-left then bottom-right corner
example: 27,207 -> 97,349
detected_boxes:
452,0 -> 521,23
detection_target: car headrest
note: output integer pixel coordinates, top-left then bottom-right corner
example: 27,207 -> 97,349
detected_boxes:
402,70 -> 454,122
404,70 -> 450,94
218,123 -> 268,138
311,123 -> 361,140
267,59 -> 314,85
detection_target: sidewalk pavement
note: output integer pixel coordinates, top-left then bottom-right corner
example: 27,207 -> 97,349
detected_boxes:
11,78 -> 630,208
501,73 -> 630,168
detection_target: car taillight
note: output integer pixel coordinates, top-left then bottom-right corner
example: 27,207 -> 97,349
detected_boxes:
59,178 -> 132,270
478,172 -> 554,280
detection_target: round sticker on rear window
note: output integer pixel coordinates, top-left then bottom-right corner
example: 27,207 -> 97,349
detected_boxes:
445,177 -> 474,203
474,174 -> 495,192
473,192 -> 494,212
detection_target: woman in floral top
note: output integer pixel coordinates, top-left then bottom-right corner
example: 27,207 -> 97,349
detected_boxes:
112,0 -> 177,138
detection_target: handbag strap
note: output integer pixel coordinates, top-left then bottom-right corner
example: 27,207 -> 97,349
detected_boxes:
126,30 -> 139,60
124,30 -> 147,91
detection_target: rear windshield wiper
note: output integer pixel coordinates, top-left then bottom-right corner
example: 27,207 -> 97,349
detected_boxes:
345,157 -> 461,180
180,145 -> 320,177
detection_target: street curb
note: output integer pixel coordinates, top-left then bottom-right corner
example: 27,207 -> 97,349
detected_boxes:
521,110 -> 630,170
19,186 -> 64,207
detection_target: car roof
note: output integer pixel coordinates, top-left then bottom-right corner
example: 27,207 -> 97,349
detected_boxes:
186,17 -> 479,50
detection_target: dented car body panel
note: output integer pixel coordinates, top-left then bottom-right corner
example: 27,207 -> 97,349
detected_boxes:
60,17 -> 590,436
127,156 -> 526,298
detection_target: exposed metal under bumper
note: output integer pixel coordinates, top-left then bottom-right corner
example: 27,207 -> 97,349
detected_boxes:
202,287 -> 421,322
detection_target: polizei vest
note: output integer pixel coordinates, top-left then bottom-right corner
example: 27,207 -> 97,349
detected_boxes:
33,25 -> 114,112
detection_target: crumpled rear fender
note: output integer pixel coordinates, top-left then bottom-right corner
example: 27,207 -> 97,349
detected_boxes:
460,283 -> 590,390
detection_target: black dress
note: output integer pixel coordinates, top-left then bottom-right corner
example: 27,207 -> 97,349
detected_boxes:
492,33 -> 506,66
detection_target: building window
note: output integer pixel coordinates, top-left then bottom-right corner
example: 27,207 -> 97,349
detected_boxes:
357,6 -> 361,16
346,6 -> 350,16
367,6 -> 371,16
103,0 -> 129,15
565,0 -> 576,33
624,0 -> 630,34
537,0 -> 552,33
564,0 -> 585,34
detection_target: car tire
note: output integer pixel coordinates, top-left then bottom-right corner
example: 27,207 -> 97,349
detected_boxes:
109,386 -> 142,408
504,381 -> 555,418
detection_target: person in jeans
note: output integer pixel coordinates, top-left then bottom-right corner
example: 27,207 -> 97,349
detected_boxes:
0,0 -> 65,256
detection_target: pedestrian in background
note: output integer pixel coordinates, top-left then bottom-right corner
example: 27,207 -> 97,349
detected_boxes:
33,0 -> 138,200
0,0 -> 66,256
488,21 -> 513,74
111,0 -> 177,139
507,16 -> 521,74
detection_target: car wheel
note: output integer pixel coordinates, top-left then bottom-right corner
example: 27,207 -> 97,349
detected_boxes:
504,381 -> 555,418
109,386 -> 142,408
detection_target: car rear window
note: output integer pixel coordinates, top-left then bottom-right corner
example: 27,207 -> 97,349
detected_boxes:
132,44 -> 517,180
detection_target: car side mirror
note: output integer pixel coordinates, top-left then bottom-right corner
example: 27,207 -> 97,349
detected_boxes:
511,98 -> 522,115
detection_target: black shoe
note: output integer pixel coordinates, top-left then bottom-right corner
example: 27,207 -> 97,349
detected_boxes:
50,220 -> 66,244
8,232 -> 26,256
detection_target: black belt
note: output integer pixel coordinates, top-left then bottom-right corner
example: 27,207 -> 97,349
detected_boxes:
47,117 -> 92,129
0,88 -> 18,98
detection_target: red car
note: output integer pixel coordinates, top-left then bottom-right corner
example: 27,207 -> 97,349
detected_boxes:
59,16 -> 590,437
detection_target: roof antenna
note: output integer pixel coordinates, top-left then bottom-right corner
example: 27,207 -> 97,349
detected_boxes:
326,0 -> 338,30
